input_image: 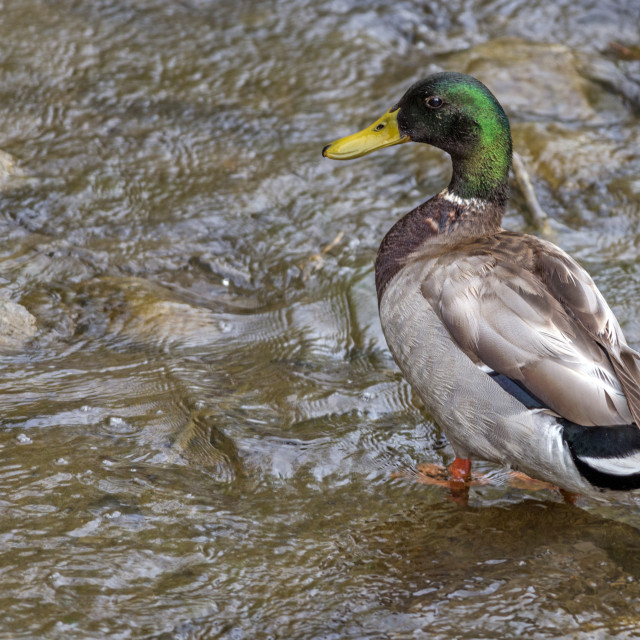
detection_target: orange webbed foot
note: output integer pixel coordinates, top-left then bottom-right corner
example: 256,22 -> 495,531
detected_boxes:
409,458 -> 479,505
400,461 -> 580,505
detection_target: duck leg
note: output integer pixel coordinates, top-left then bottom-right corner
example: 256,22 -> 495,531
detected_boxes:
409,459 -> 484,489
409,460 -> 565,499
392,459 -> 477,503
558,488 -> 579,504
448,457 -> 472,481
447,457 -> 472,505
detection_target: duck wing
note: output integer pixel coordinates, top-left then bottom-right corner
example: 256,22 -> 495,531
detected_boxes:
420,231 -> 640,427
536,238 -> 640,428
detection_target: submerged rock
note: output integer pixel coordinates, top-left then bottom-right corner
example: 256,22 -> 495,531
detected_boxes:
513,123 -> 633,193
445,37 -> 627,123
79,276 -> 221,350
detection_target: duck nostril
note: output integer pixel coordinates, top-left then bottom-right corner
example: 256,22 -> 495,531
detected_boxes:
374,123 -> 385,131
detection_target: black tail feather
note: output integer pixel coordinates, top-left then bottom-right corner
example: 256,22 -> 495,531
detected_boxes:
488,369 -> 640,491
562,422 -> 640,491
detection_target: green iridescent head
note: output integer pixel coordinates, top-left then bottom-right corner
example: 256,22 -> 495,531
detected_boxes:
323,72 -> 512,202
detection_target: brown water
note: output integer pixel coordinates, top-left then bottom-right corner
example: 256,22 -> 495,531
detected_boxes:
1,0 -> 640,638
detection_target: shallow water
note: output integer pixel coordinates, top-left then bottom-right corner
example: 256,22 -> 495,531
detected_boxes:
0,0 -> 640,638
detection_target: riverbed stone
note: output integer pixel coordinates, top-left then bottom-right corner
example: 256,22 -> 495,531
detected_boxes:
80,277 -> 220,349
0,297 -> 37,350
444,38 -> 628,125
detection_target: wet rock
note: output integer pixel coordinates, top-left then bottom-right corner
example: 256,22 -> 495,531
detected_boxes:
0,297 -> 37,350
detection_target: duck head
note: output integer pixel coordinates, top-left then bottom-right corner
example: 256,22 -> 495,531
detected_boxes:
323,72 -> 512,202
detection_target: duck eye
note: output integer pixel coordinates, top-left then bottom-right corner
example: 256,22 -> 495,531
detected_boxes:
426,96 -> 444,109
374,123 -> 385,131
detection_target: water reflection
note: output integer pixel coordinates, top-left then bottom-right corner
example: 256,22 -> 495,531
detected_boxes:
0,0 -> 638,637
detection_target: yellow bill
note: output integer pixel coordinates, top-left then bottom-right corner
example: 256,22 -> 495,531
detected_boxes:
322,108 -> 410,160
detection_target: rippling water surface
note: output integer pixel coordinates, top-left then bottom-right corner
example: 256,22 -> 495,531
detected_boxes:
1,0 -> 640,638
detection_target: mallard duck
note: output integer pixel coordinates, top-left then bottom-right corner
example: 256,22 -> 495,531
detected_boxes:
323,72 -> 640,498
